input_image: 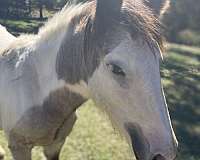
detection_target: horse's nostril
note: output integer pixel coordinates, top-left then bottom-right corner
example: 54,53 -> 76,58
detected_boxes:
152,154 -> 166,160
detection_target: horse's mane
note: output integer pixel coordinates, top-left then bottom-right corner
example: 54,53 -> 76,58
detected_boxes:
0,25 -> 16,55
0,0 -> 163,56
0,2 -> 93,56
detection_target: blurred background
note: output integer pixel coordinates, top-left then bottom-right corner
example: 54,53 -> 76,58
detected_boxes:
0,0 -> 199,160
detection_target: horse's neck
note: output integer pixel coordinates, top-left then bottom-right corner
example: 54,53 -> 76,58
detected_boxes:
31,30 -> 66,102
35,30 -> 64,76
33,8 -> 92,101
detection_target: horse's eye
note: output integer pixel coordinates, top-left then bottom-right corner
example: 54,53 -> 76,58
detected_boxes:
106,63 -> 126,77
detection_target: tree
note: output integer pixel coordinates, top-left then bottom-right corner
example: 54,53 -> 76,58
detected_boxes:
0,0 -> 71,19
0,0 -> 11,18
27,0 -> 32,15
0,0 -> 29,18
31,0 -> 58,19
163,0 -> 200,44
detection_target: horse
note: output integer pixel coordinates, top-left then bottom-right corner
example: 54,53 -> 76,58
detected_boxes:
0,25 -> 16,160
0,0 -> 178,159
0,25 -> 16,50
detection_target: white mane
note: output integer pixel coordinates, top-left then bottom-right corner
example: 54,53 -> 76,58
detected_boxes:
0,2 -> 91,54
38,2 -> 89,43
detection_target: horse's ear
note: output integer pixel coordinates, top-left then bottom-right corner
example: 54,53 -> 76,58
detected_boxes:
94,0 -> 122,36
144,0 -> 170,16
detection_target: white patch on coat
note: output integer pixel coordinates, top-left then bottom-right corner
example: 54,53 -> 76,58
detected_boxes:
0,31 -> 66,134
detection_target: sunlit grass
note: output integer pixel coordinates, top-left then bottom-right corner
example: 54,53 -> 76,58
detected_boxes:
162,44 -> 200,160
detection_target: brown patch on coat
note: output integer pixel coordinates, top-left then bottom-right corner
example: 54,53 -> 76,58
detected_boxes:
9,86 -> 86,146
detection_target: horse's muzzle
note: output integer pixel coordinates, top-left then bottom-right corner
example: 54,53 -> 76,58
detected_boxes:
125,122 -> 150,160
124,122 -> 177,160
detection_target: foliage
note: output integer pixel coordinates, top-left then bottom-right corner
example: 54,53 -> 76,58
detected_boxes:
164,0 -> 200,46
0,0 -> 69,19
177,30 -> 200,46
0,0 -> 29,18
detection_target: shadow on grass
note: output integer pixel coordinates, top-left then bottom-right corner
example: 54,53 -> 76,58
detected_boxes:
168,46 -> 200,61
161,46 -> 200,159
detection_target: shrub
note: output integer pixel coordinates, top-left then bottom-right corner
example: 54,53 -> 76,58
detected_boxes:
177,30 -> 200,47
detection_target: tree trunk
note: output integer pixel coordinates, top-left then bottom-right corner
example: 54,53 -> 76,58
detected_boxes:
28,0 -> 32,15
39,5 -> 43,19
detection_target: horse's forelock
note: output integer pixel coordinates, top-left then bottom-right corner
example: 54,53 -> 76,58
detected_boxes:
120,0 -> 164,53
56,0 -> 163,84
84,0 -> 163,54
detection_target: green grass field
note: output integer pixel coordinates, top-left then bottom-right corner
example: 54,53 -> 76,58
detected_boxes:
0,17 -> 200,159
161,44 -> 200,160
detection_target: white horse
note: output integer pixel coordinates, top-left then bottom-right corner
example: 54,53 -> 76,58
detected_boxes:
0,25 -> 16,160
0,0 -> 178,160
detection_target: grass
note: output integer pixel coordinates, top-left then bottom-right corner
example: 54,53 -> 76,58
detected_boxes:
0,9 -> 55,36
0,18 -> 44,36
161,43 -> 200,160
0,18 -> 200,159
